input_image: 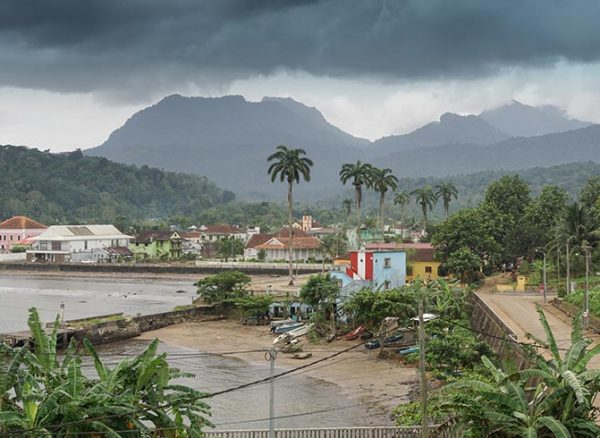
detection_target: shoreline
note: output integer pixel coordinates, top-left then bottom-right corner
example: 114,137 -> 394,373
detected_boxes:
139,319 -> 417,423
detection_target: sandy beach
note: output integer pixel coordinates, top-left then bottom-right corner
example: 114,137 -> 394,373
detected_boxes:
140,319 -> 418,420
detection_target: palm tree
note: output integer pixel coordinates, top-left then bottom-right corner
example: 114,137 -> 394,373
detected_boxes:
342,198 -> 353,224
411,186 -> 438,230
435,182 -> 458,220
339,161 -> 374,241
371,167 -> 399,233
267,145 -> 314,285
393,190 -> 410,227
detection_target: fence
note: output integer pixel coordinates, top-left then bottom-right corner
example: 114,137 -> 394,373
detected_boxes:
205,424 -> 459,438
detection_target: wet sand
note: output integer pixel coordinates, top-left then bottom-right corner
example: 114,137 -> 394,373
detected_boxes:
140,319 -> 417,418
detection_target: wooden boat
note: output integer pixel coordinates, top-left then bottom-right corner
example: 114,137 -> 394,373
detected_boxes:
364,331 -> 405,350
273,322 -> 304,334
398,346 -> 419,355
273,324 -> 312,345
345,325 -> 365,340
270,319 -> 294,330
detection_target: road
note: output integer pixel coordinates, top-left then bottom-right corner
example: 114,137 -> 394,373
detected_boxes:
476,277 -> 600,370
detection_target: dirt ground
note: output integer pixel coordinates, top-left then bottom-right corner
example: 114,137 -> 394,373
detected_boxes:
139,319 -> 418,415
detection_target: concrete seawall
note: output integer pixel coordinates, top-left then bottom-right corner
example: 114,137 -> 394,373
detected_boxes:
0,262 -> 323,276
1,305 -> 225,348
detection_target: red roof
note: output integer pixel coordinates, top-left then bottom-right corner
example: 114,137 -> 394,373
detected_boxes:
245,233 -> 274,249
0,216 -> 47,230
202,224 -> 244,234
180,231 -> 201,239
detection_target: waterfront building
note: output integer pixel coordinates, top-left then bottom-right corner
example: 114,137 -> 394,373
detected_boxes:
27,225 -> 131,263
0,216 -> 47,253
129,230 -> 182,260
366,242 -> 441,281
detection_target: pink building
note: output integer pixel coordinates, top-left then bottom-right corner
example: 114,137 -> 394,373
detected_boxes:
0,216 -> 47,253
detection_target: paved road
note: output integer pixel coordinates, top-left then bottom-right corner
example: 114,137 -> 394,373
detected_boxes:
476,284 -> 600,370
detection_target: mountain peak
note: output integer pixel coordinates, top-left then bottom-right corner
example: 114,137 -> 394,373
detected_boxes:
480,101 -> 592,137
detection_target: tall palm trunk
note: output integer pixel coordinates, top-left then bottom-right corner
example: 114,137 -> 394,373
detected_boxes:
422,205 -> 428,230
288,180 -> 294,286
378,192 -> 385,234
355,185 -> 361,246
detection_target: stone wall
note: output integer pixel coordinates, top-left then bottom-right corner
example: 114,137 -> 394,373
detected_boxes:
61,306 -> 225,344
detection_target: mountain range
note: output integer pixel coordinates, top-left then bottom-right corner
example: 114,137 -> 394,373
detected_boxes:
86,95 -> 600,199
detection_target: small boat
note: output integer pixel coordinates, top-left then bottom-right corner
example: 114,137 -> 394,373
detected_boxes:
270,319 -> 294,330
398,346 -> 419,355
345,325 -> 365,341
273,322 -> 304,334
365,331 -> 405,350
273,324 -> 312,345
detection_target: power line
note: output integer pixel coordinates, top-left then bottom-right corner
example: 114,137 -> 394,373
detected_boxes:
6,341 -> 368,435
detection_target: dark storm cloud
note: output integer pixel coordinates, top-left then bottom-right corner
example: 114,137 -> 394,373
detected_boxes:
1,0 -> 600,95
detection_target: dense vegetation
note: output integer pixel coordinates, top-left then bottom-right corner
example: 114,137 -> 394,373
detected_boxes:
0,308 -> 211,436
0,145 -> 232,224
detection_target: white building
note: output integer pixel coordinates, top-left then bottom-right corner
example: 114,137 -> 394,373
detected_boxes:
27,225 -> 131,263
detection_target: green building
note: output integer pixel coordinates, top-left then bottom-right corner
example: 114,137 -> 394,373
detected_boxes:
129,231 -> 182,260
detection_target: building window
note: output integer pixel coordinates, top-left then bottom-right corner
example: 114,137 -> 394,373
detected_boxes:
425,266 -> 432,274
9,235 -> 13,241
384,258 -> 391,268
384,280 -> 391,290
84,241 -> 88,250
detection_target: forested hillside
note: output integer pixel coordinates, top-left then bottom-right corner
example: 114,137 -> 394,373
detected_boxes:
0,145 -> 233,224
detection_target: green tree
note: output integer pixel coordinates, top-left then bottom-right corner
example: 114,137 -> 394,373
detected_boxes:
339,161 -> 374,234
523,185 -> 569,253
195,270 -> 251,304
431,207 -> 500,269
435,182 -> 458,220
343,286 -> 416,356
370,167 -> 399,232
444,247 -> 482,284
579,175 -> 600,209
484,174 -> 531,219
300,274 -> 341,336
411,186 -> 438,229
0,308 -> 211,437
234,295 -> 273,321
257,248 -> 266,262
267,145 -> 314,285
393,190 -> 410,226
216,236 -> 244,261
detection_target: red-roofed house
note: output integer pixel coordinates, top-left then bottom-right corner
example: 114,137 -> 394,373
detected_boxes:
255,235 -> 323,262
0,216 -> 47,253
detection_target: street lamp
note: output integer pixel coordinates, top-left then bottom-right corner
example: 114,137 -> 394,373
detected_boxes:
536,248 -> 547,304
583,245 -> 592,330
566,236 -> 576,294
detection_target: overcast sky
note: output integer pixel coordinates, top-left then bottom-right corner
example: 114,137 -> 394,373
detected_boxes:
1,0 -> 600,151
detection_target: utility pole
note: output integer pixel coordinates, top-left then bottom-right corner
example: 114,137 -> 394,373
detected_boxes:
266,347 -> 277,438
536,249 -> 547,304
418,292 -> 428,438
584,245 -> 591,330
59,301 -> 67,347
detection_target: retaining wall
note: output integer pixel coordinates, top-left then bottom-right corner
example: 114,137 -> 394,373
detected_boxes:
0,262 -> 323,276
552,298 -> 600,332
470,293 -> 531,369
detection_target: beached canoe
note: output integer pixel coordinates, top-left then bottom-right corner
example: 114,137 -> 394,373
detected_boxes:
273,324 -> 312,345
273,322 -> 304,334
345,325 -> 365,340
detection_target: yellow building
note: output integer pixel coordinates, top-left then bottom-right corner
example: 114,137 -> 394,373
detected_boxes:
365,242 -> 441,281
